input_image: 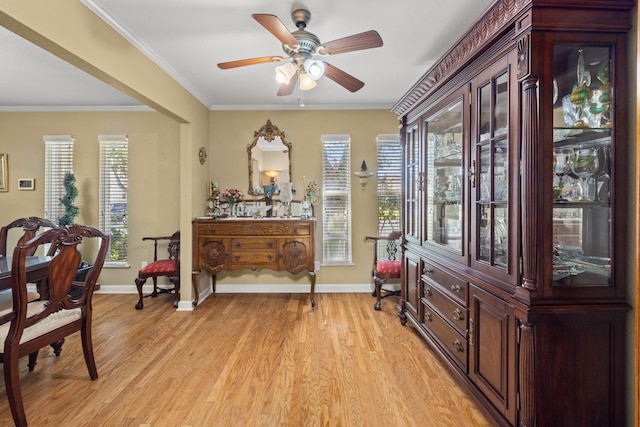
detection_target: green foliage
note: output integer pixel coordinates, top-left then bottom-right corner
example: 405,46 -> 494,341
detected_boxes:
378,196 -> 400,232
109,226 -> 128,261
58,172 -> 79,226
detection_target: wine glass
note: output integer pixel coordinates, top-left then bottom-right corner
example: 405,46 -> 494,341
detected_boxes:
571,148 -> 599,201
553,148 -> 573,201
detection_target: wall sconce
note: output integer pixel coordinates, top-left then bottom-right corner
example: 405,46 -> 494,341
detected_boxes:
265,170 -> 279,185
354,160 -> 375,191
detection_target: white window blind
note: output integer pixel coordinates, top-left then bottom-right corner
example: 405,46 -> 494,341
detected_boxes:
322,135 -> 351,264
377,134 -> 402,237
44,135 -> 74,224
99,135 -> 129,265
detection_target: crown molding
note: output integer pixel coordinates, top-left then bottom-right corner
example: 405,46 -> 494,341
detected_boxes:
81,0 -> 212,108
0,105 -> 154,112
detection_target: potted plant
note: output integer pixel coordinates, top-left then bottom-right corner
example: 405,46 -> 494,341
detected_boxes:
58,172 -> 92,285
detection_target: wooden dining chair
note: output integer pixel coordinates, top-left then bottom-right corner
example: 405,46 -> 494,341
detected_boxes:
0,217 -> 59,307
134,231 -> 180,309
0,216 -> 58,257
365,230 -> 403,310
0,224 -> 109,426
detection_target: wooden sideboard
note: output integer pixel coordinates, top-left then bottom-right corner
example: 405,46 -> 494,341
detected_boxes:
191,218 -> 316,307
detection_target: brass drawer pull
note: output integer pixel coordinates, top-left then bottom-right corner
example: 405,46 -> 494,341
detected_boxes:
425,312 -> 432,322
424,285 -> 432,296
453,308 -> 463,321
469,319 -> 474,346
451,284 -> 461,293
423,266 -> 433,274
453,339 -> 464,353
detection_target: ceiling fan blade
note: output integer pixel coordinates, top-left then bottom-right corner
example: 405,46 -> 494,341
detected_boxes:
321,30 -> 383,55
323,63 -> 365,92
252,14 -> 298,46
217,56 -> 284,70
277,73 -> 299,96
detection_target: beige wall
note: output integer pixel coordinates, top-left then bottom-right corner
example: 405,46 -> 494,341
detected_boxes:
0,109 -> 399,289
210,110 -> 399,285
0,1 -> 211,304
0,111 -> 181,286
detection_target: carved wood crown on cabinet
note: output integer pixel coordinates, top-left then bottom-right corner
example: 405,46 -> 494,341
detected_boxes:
394,1 -> 634,426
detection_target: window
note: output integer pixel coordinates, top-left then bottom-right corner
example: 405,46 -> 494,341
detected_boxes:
99,135 -> 128,265
322,135 -> 351,264
376,134 -> 402,240
44,135 -> 74,224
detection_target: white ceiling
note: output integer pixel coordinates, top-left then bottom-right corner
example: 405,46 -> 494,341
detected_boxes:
0,0 -> 494,111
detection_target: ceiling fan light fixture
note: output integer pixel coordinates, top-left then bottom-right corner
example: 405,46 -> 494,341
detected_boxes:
275,62 -> 297,84
299,73 -> 317,91
303,58 -> 325,80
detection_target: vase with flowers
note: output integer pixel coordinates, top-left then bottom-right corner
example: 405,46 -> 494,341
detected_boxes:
221,188 -> 244,217
302,178 -> 319,219
206,181 -> 221,217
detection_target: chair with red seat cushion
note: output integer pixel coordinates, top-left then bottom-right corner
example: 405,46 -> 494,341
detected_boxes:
365,230 -> 403,310
134,231 -> 180,309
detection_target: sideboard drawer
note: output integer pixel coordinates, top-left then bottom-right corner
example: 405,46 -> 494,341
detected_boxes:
229,251 -> 278,268
422,281 -> 468,336
197,220 -> 311,237
422,260 -> 467,305
422,301 -> 468,371
231,238 -> 276,250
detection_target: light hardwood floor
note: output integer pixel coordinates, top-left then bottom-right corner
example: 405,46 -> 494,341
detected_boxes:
0,292 -> 494,426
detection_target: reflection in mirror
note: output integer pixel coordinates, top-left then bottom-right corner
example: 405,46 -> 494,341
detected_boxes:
248,120 -> 292,195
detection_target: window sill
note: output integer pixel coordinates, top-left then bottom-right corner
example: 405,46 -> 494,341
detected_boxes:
104,262 -> 130,269
321,262 -> 355,267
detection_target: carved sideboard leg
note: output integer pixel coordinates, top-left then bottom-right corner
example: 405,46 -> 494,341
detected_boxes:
191,270 -> 200,308
308,271 -> 316,308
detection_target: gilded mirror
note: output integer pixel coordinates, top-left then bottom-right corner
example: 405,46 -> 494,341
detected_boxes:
248,120 -> 292,195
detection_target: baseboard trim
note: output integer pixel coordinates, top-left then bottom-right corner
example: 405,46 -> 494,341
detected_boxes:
96,283 -> 386,312
96,283 -> 376,294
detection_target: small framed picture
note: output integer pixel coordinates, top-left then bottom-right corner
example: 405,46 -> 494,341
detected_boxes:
0,154 -> 7,192
18,178 -> 35,191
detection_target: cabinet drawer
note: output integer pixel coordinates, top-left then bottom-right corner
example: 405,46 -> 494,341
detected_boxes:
422,282 -> 467,335
422,302 -> 468,371
422,260 -> 467,305
231,238 -> 276,250
272,223 -> 311,236
197,221 -> 311,237
229,251 -> 278,267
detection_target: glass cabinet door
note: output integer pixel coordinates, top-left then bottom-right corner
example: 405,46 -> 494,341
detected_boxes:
551,45 -> 612,287
404,122 -> 421,244
424,99 -> 463,255
473,69 -> 510,271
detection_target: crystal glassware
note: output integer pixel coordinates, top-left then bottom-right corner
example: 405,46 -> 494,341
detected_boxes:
571,147 -> 599,201
553,147 -> 574,201
279,182 -> 294,217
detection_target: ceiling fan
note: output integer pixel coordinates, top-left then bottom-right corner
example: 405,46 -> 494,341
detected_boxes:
217,8 -> 383,96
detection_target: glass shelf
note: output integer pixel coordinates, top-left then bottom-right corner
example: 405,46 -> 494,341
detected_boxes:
551,45 -> 612,287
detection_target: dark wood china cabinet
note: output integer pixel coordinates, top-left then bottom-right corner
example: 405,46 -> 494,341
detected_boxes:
393,1 -> 634,426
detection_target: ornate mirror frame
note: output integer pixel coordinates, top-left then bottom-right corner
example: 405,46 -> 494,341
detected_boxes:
247,119 -> 292,195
